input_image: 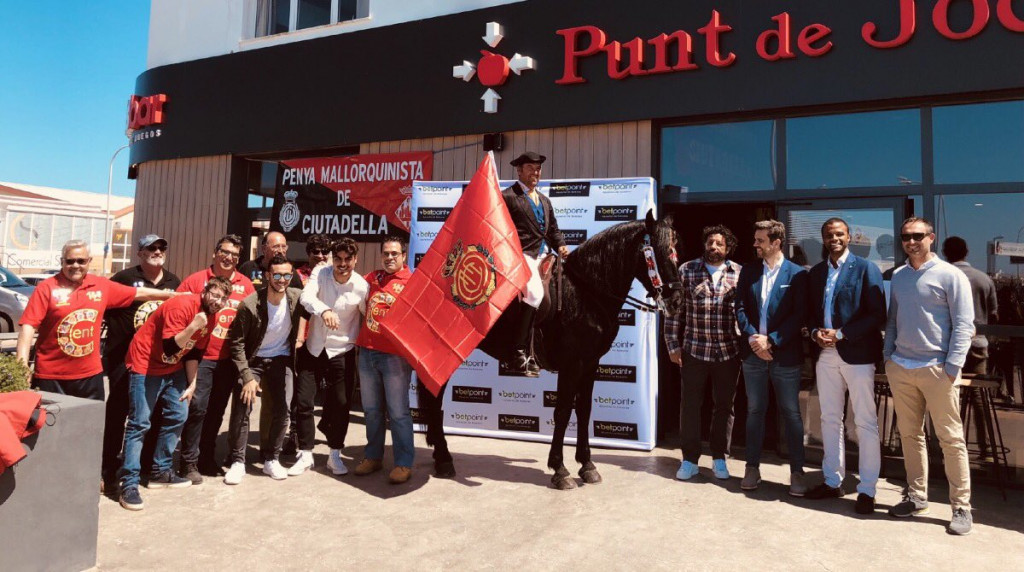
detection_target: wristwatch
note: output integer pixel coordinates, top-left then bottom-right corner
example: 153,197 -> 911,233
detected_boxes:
835,329 -> 844,341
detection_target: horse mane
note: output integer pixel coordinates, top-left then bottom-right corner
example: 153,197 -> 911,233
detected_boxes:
564,220 -> 645,297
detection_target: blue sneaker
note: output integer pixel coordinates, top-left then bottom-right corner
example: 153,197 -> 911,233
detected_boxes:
675,460 -> 699,481
712,459 -> 730,480
119,486 -> 144,511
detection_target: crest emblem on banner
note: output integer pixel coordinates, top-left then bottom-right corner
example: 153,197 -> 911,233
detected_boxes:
442,240 -> 496,309
279,190 -> 300,232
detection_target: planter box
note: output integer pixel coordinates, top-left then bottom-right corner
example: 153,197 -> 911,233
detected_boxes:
0,392 -> 103,572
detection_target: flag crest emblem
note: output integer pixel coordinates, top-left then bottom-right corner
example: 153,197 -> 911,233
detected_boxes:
443,240 -> 497,309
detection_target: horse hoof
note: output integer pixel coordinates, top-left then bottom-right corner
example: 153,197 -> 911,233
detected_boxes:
579,466 -> 602,484
552,473 -> 578,490
434,461 -> 456,479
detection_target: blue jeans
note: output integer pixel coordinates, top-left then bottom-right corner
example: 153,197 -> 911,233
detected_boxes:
118,370 -> 189,489
742,355 -> 805,473
358,348 -> 414,467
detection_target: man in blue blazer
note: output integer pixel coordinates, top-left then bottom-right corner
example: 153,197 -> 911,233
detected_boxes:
735,220 -> 809,496
805,218 -> 886,514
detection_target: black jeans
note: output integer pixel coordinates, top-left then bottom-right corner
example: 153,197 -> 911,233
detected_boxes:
227,356 -> 292,463
416,380 -> 452,464
679,355 -> 740,463
32,372 -> 105,400
180,359 -> 237,467
295,347 -> 355,450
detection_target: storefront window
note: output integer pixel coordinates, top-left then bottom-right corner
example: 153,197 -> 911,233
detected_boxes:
660,121 -> 776,192
787,110 -> 921,189
255,0 -> 366,37
935,193 -> 1024,325
933,101 -> 1024,184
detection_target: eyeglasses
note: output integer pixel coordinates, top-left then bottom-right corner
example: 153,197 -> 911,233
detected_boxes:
217,248 -> 240,260
63,258 -> 89,266
272,273 -> 294,281
205,292 -> 228,304
145,245 -> 167,253
900,232 -> 928,242
309,249 -> 331,256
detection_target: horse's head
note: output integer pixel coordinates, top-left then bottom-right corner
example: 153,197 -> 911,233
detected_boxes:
637,210 -> 683,316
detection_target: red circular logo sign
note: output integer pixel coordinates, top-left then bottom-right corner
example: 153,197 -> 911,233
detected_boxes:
57,309 -> 99,357
452,249 -> 496,308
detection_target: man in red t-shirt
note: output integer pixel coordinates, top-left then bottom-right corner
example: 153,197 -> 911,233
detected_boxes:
352,237 -> 416,484
175,234 -> 255,483
117,277 -> 232,511
16,239 -> 178,401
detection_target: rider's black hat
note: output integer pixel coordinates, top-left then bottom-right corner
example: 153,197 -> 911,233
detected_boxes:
510,152 -> 546,167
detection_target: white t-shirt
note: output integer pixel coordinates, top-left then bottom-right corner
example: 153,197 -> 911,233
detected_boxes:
256,297 -> 291,358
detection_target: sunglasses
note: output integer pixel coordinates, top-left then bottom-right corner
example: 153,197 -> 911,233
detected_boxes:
217,248 -> 240,260
309,249 -> 331,256
64,258 -> 89,266
900,232 -> 928,242
272,273 -> 294,281
145,245 -> 167,252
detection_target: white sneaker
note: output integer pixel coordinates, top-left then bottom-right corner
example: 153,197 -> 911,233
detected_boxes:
223,462 -> 245,485
262,459 -> 288,480
327,449 -> 348,475
288,451 -> 314,476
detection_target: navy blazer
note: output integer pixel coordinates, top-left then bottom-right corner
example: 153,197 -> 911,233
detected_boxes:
734,258 -> 808,366
807,253 -> 886,365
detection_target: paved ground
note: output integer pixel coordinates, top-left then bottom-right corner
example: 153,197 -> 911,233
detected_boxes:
96,411 -> 1024,571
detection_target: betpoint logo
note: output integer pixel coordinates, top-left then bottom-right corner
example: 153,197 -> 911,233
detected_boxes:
498,414 -> 540,432
610,340 -> 636,352
546,417 -> 578,431
452,22 -> 536,113
460,359 -> 489,370
593,421 -> 639,440
417,207 -> 452,222
595,364 -> 637,383
553,207 -> 587,219
452,385 -> 493,404
543,391 -> 559,408
410,408 -> 427,423
594,395 -> 636,408
617,309 -> 636,326
548,182 -> 591,197
561,229 -> 588,246
416,230 -> 439,240
498,390 -> 536,402
451,412 -> 489,424
595,205 -> 638,221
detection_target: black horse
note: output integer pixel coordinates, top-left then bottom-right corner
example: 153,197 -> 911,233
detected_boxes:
475,210 -> 683,489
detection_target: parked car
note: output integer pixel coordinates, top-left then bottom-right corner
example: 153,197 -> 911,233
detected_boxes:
17,270 -> 58,287
0,285 -> 30,333
0,266 -> 35,297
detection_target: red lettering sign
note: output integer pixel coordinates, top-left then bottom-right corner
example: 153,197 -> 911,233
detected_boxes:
128,94 -> 168,130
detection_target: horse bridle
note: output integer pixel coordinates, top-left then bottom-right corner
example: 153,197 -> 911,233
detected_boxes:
640,234 -> 682,313
565,233 -> 681,314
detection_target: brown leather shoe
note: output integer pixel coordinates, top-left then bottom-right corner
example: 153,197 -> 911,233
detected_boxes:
354,459 -> 383,476
389,466 -> 412,484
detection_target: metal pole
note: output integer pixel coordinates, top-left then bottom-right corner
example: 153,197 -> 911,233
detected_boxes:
104,143 -> 130,274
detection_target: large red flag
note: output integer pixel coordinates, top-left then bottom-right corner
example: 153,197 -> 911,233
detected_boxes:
379,153 -> 529,395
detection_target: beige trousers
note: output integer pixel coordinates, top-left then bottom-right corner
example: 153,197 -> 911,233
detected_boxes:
885,360 -> 971,509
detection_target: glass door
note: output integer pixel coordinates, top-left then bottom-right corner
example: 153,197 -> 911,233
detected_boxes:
777,197 -> 911,274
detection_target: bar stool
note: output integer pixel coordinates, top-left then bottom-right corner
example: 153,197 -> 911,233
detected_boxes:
959,375 -> 1010,500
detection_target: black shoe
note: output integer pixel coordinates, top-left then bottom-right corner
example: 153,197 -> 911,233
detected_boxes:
198,460 -> 225,477
119,486 -> 144,511
855,493 -> 876,514
145,471 -> 192,489
434,460 -> 456,479
805,482 -> 845,500
180,462 -> 203,485
505,350 -> 539,377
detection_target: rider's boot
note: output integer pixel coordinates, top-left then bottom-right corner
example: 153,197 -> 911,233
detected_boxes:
509,305 -> 539,377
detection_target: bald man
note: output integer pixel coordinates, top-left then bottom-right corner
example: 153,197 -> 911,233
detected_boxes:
238,231 -> 303,290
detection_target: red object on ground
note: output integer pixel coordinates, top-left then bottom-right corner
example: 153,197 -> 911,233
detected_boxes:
0,391 -> 47,474
379,153 -> 528,395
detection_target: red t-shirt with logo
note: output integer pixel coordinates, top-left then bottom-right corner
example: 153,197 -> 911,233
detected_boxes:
177,267 -> 254,361
126,294 -> 211,376
20,274 -> 137,380
356,267 -> 411,354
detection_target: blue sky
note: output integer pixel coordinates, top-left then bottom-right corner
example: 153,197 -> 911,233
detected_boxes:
0,2 -> 149,198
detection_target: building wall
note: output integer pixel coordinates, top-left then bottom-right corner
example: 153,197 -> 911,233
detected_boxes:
132,155 -> 233,279
132,120 -> 651,278
148,0 -> 523,69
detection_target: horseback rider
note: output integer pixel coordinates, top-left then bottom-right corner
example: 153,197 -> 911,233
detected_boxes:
501,151 -> 570,376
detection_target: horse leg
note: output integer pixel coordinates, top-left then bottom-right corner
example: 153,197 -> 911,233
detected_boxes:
575,363 -> 602,484
417,380 -> 455,478
548,367 -> 579,490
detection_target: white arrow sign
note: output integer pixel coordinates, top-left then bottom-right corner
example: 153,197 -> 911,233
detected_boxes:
483,22 -> 504,48
481,89 -> 501,114
509,53 -> 535,75
452,60 -> 476,82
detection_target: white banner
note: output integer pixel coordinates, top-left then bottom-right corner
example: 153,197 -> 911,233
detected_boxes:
407,178 -> 659,451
